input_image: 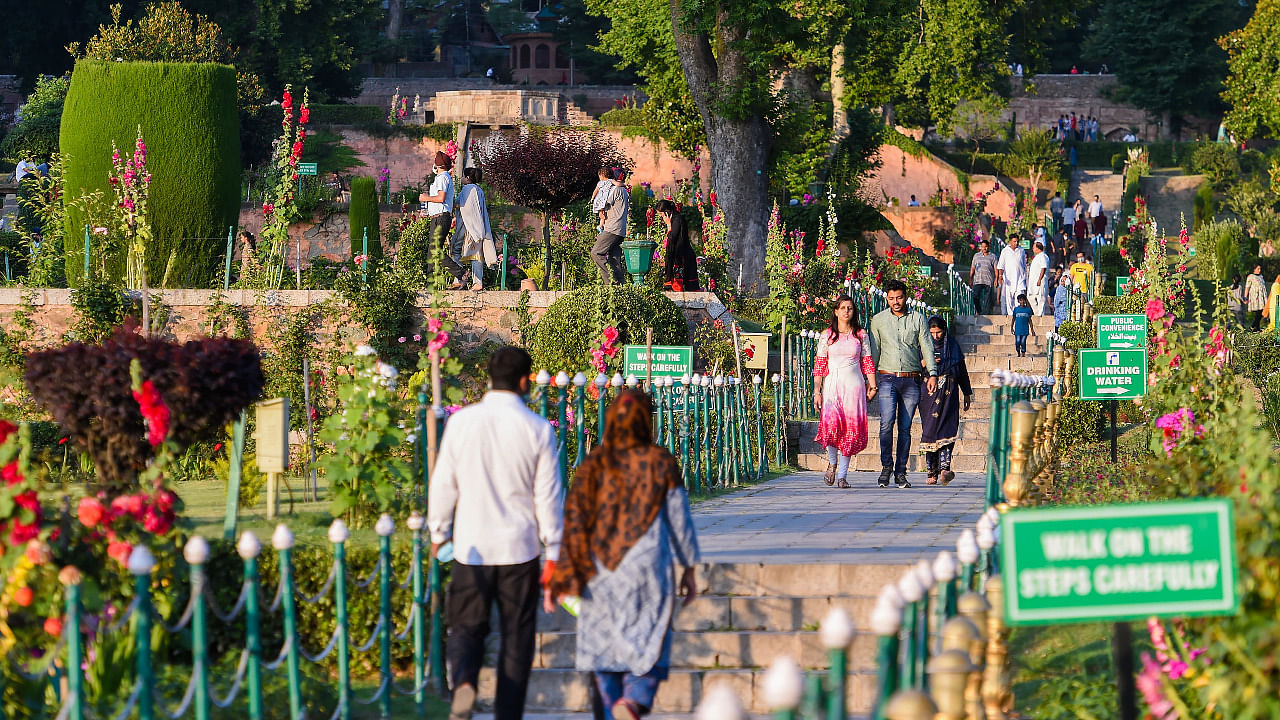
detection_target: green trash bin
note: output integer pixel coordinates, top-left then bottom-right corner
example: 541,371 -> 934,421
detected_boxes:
621,239 -> 658,286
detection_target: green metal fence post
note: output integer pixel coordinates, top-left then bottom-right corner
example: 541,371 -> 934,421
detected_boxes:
700,376 -> 713,491
573,373 -> 587,467
272,526 -> 304,720
361,228 -> 369,284
984,373 -> 1005,509
428,553 -> 445,692
128,546 -> 156,720
185,537 -> 211,720
733,379 -> 748,483
692,374 -> 705,492
772,373 -> 783,467
239,532 -> 264,720
499,233 -> 509,291
594,373 -> 609,442
912,562 -> 933,691
331,521 -> 352,720
536,370 -> 550,418
83,225 -> 91,281
679,375 -> 691,490
666,377 -> 678,453
375,515 -> 395,719
933,551 -> 958,635
869,587 -> 904,720
418,388 -> 429,486
897,571 -> 924,691
62,569 -> 84,720
822,609 -> 854,720
653,377 -> 665,445
555,371 -> 570,484
223,227 -> 235,291
407,513 -> 427,717
753,375 -> 766,478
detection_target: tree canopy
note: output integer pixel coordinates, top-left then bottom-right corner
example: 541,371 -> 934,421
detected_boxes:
1084,0 -> 1249,133
1219,0 -> 1280,140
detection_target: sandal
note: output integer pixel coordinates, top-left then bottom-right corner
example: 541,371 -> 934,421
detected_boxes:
940,470 -> 955,486
837,478 -> 851,489
823,463 -> 836,486
925,473 -> 939,485
612,699 -> 641,720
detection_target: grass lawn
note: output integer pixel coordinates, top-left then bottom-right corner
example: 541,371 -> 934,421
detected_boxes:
1011,620 -> 1152,719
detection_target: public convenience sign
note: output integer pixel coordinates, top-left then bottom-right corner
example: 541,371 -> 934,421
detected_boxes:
1097,314 -> 1147,349
1078,348 -> 1147,400
1001,499 -> 1237,625
623,345 -> 693,378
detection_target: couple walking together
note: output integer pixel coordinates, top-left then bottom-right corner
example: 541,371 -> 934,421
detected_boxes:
813,280 -> 974,488
429,347 -> 699,720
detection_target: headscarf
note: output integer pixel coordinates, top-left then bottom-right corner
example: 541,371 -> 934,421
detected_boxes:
549,389 -> 681,599
929,316 -> 965,374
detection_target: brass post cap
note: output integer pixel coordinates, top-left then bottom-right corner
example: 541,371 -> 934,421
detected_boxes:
927,648 -> 979,674
1029,399 -> 1046,411
956,591 -> 991,614
940,616 -> 982,651
883,689 -> 939,720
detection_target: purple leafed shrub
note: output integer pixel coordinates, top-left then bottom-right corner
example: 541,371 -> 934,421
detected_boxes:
24,324 -> 264,489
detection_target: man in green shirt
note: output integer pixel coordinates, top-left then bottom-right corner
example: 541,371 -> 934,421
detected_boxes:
869,280 -> 938,488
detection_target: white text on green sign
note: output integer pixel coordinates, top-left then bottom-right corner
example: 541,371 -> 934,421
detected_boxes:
623,345 -> 693,378
1000,499 -> 1237,625
1097,313 -> 1147,349
1077,348 -> 1147,400
298,162 -> 318,176
1116,277 -> 1130,296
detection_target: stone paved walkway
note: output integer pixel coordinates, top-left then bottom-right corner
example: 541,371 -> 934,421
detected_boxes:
692,469 -> 985,565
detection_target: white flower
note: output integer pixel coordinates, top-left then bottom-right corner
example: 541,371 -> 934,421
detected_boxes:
354,345 -> 376,357
376,362 -> 399,380
405,433 -> 417,444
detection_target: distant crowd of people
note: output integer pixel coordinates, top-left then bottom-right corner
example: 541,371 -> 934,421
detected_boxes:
1054,113 -> 1103,142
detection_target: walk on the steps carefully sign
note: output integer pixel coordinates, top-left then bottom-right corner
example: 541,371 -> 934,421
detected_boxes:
1077,348 -> 1147,400
1000,499 -> 1238,625
1097,314 -> 1147,349
624,345 -> 693,378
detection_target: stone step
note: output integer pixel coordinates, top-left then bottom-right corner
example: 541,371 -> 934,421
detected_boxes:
534,630 -> 883,671
476,667 -> 878,715
956,314 -> 1056,329
538,593 -> 884,634
796,452 -> 986,473
790,418 -> 990,443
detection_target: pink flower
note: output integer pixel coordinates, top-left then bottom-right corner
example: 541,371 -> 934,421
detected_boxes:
413,334 -> 422,341
427,316 -> 443,334
602,326 -> 619,345
77,497 -> 106,528
428,331 -> 450,356
1145,298 -> 1166,322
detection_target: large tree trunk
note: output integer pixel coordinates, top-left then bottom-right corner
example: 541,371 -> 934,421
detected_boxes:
669,0 -> 771,295
830,43 -> 849,142
387,0 -> 404,42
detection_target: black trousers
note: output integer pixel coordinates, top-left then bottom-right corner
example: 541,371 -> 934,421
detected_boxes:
429,214 -> 467,282
1251,309 -> 1263,331
446,559 -> 540,720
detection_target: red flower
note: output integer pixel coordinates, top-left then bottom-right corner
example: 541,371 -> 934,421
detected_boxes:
107,541 -> 132,566
58,437 -> 68,445
213,442 -> 223,452
77,497 -> 106,528
299,107 -> 310,124
0,420 -> 16,444
132,380 -> 170,447
2,461 -> 21,486
155,490 -> 176,512
13,587 -> 33,607
43,617 -> 62,637
602,327 -> 620,345
263,203 -> 274,216
143,505 -> 172,535
111,493 -> 145,520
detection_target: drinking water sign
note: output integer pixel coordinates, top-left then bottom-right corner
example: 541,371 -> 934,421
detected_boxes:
1097,314 -> 1147,349
623,346 -> 693,378
1078,348 -> 1147,400
1000,499 -> 1237,625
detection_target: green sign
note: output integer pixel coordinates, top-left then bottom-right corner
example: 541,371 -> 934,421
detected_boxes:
1116,276 -> 1130,295
1078,348 -> 1147,400
1001,499 -> 1237,625
1189,246 -> 1197,257
623,345 -> 693,378
919,265 -> 932,277
1019,238 -> 1031,250
1097,314 -> 1147,349
298,162 -> 318,176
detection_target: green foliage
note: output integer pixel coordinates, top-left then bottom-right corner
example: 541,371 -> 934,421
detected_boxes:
528,285 -> 689,374
1194,220 -> 1244,283
60,61 -> 241,288
1085,0 -> 1248,129
1193,182 -> 1217,230
261,310 -> 320,427
317,349 -> 413,526
949,97 -> 1009,150
69,276 -> 131,343
1189,142 -> 1241,189
1008,128 -> 1065,190
1220,0 -> 1280,140
1120,163 -> 1144,222
1232,332 -> 1280,387
1225,179 -> 1280,246
357,122 -> 459,144
298,131 -> 365,176
333,261 -> 419,369
1058,396 -> 1102,445
1093,294 -> 1149,316
599,107 -> 647,127
1261,372 -> 1280,442
307,104 -> 384,126
881,126 -> 931,160
0,75 -> 69,163
348,176 -> 382,259
1094,245 -> 1126,295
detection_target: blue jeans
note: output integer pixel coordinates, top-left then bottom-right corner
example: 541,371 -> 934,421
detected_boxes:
1014,334 -> 1028,354
973,284 -> 993,314
878,374 -> 922,475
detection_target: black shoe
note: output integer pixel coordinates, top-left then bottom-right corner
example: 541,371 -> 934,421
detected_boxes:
877,468 -> 892,488
895,473 -> 912,489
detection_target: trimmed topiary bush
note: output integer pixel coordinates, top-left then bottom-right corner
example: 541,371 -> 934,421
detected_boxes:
529,285 -> 689,375
60,60 -> 240,288
348,176 -> 382,259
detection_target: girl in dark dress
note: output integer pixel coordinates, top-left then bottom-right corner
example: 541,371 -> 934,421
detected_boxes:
919,316 -> 973,485
656,199 -> 699,291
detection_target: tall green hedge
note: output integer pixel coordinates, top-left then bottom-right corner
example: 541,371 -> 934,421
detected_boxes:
348,176 -> 382,259
530,285 -> 689,374
60,61 -> 240,288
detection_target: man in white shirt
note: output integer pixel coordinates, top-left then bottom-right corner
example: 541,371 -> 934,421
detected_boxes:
592,168 -> 630,284
995,234 -> 1028,315
1027,241 -> 1050,315
419,151 -> 468,286
429,346 -> 564,720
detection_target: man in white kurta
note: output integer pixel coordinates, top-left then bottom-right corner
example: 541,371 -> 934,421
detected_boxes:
995,235 -> 1028,315
1027,241 -> 1050,315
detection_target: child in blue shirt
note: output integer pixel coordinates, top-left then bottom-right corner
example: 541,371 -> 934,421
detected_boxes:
1011,294 -> 1036,357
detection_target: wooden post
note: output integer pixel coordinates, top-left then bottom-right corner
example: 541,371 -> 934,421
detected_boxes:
302,357 -> 318,502
266,472 -> 279,520
780,317 -> 788,415
426,350 -> 443,476
730,321 -> 744,380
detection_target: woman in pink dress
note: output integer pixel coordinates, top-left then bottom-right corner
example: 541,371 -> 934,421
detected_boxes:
813,295 -> 878,488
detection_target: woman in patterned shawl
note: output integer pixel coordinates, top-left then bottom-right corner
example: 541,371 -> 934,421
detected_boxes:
918,315 -> 973,485
548,389 -> 699,720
